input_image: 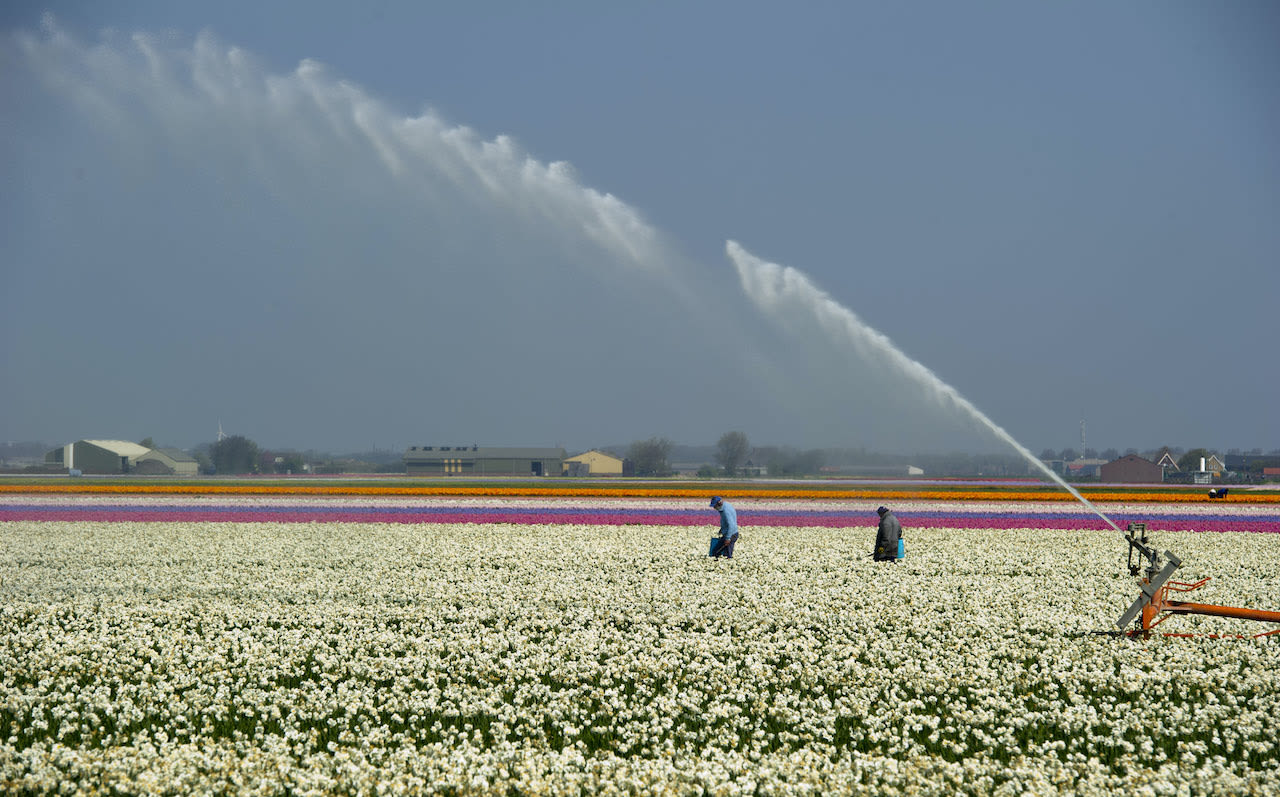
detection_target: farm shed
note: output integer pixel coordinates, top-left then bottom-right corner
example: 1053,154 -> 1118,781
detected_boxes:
563,449 -> 625,476
45,439 -> 152,474
403,446 -> 566,477
1100,454 -> 1164,484
135,448 -> 200,476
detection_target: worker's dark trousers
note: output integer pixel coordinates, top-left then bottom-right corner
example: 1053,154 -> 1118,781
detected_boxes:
711,533 -> 738,558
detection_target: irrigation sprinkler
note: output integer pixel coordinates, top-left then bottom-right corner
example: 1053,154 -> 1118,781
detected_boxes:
1117,523 -> 1280,638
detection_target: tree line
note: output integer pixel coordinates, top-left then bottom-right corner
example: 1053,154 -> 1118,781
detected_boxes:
628,432 -> 1055,478
78,434 -> 1275,478
1037,446 -> 1268,472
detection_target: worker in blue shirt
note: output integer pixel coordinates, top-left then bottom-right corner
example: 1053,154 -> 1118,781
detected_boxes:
709,496 -> 739,558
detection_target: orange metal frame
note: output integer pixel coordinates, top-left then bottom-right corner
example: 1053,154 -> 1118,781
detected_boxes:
1135,577 -> 1280,639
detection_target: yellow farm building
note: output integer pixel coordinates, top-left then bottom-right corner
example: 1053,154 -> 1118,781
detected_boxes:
563,449 -> 625,476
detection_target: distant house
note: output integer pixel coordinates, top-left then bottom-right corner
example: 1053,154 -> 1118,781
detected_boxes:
1182,454 -> 1222,484
135,448 -> 199,476
45,439 -> 152,474
1101,454 -> 1164,484
1154,448 -> 1179,472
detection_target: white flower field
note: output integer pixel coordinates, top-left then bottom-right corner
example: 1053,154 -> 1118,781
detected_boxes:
2,517 -> 1278,795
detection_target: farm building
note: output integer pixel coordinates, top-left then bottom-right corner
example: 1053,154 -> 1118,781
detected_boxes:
135,448 -> 200,476
1100,454 -> 1164,484
563,449 -> 625,476
820,465 -> 925,477
1067,458 -> 1107,479
403,446 -> 566,477
45,439 -> 152,474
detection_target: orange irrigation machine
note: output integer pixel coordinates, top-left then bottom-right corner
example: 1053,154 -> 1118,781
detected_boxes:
1118,523 -> 1280,639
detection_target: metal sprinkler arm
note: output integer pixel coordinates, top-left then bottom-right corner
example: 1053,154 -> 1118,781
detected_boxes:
1115,521 -> 1280,637
1117,550 -> 1181,631
1124,523 -> 1159,579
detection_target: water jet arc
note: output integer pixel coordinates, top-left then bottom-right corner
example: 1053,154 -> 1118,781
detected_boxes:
726,240 -> 1121,533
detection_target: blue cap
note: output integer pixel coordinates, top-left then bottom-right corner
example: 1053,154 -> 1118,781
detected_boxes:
710,496 -> 722,507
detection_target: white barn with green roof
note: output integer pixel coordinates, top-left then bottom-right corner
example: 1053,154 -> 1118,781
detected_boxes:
45,439 -> 152,474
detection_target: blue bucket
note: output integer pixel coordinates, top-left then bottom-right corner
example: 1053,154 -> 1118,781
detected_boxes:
897,538 -> 905,559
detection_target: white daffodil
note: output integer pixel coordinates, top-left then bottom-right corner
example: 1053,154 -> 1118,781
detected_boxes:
1,514 -> 1278,793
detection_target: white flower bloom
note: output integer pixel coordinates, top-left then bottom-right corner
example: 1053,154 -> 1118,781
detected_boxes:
1,509 -> 1278,793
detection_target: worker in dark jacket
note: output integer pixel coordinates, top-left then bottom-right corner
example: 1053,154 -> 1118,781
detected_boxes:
709,496 -> 739,558
873,506 -> 901,562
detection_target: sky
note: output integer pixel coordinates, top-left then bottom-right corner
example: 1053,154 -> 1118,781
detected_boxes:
2,1 -> 1277,457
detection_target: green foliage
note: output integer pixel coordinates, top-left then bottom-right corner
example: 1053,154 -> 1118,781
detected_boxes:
628,437 -> 673,476
210,435 -> 259,475
755,446 -> 827,477
1177,448 -> 1212,472
192,451 -> 214,475
274,453 -> 305,474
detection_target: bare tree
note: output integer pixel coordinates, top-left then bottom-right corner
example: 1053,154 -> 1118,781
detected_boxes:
628,437 -> 674,476
716,431 -> 751,477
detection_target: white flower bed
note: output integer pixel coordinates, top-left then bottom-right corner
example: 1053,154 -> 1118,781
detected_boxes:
1,520 -> 1278,795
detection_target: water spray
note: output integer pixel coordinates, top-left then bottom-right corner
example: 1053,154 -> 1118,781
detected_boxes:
726,240 -> 1121,532
727,241 -> 1280,638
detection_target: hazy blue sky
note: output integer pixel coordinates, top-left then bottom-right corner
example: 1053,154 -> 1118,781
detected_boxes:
3,1 -> 1277,456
